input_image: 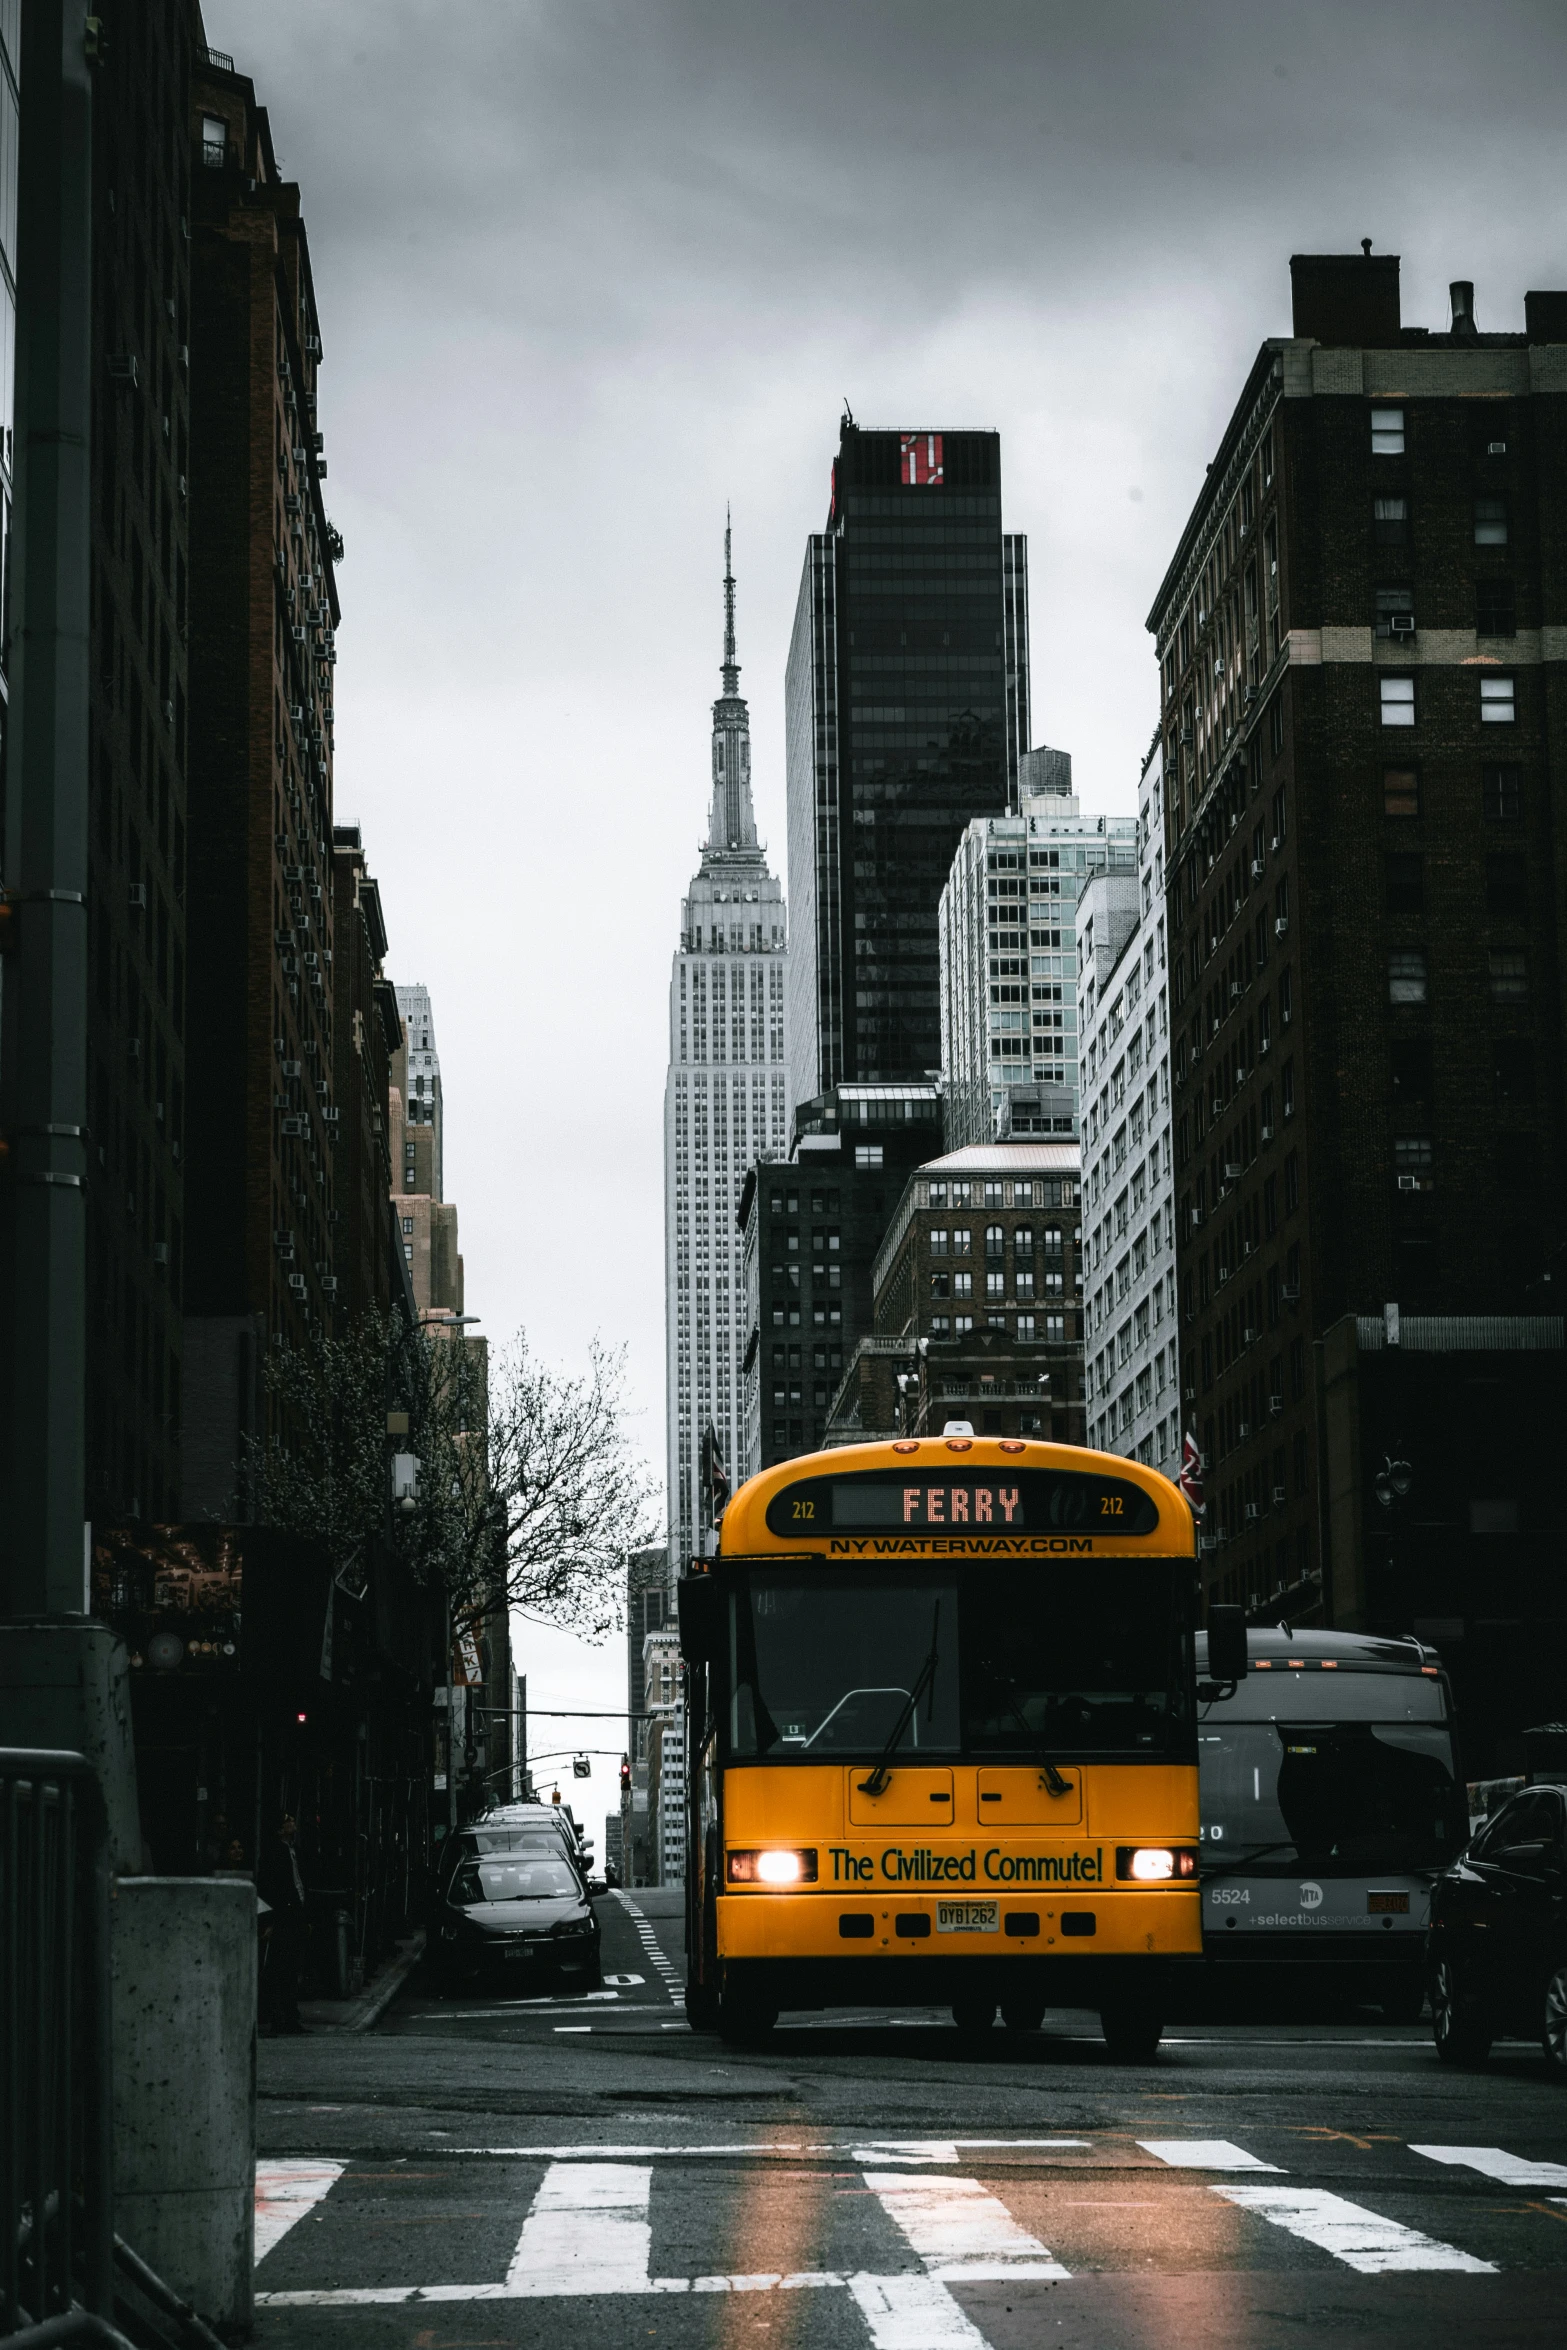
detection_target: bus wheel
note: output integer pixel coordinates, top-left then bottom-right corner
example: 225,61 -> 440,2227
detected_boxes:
952,1998 -> 996,2038
685,1980 -> 720,2033
1000,1999 -> 1046,2035
718,1994 -> 778,2046
1100,2006 -> 1164,2062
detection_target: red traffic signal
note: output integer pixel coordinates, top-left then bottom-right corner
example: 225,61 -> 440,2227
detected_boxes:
619,1755 -> 631,1794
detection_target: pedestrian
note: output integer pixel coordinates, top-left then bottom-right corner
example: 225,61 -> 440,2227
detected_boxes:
257,1812 -> 309,2034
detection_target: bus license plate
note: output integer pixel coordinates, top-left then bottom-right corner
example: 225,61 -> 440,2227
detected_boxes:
938,1901 -> 998,1934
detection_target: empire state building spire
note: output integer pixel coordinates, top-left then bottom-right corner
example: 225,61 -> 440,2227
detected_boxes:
707,509 -> 757,852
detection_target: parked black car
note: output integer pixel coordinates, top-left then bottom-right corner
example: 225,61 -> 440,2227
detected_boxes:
435,1812 -> 586,1906
1428,1781 -> 1567,2077
432,1847 -> 602,1993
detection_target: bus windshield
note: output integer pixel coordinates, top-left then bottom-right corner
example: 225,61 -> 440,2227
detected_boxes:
727,1561 -> 1193,1761
1200,1718 -> 1467,1877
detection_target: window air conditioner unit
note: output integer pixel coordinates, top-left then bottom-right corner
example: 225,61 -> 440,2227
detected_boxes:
1270,834 -> 1281,852
1230,981 -> 1243,1001
282,1114 -> 305,1137
1243,1326 -> 1259,1345
1238,1421 -> 1251,1441
1268,1394 -> 1283,1416
1190,1207 -> 1204,1228
1223,1160 -> 1242,1179
127,882 -> 147,910
1244,1501 -> 1260,1522
320,1276 -> 338,1294
1261,1122 -> 1274,1141
1251,858 -> 1265,880
1275,916 -> 1289,937
1272,1485 -> 1286,1506
288,1272 -> 306,1294
282,1059 -> 300,1078
1397,1173 -> 1419,1191
1282,1282 -> 1300,1302
1389,613 -> 1415,637
1183,1384 -> 1196,1402
291,625 -> 307,644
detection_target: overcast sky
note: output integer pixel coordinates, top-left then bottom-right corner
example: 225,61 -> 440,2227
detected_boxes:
207,0 -> 1567,1831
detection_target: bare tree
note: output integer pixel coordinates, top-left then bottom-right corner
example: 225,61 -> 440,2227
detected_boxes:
253,1315 -> 657,1636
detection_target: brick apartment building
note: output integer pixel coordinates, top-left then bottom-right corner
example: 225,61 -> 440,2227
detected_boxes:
182,46 -> 343,1495
331,825 -> 404,1324
1150,250 -> 1566,1764
826,1140 -> 1085,1443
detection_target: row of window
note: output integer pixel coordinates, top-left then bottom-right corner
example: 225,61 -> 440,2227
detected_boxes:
926,1312 -> 1067,1342
1380,674 -> 1517,725
1389,948 -> 1531,1003
923,1178 -> 1074,1209
1371,494 -> 1511,545
1384,762 -> 1522,820
931,1270 -> 1068,1299
928,1224 -> 1067,1257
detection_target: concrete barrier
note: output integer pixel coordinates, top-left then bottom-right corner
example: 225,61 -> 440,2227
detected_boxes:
112,1875 -> 256,2328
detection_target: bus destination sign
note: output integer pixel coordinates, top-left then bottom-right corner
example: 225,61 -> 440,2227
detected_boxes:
764,1468 -> 1161,1543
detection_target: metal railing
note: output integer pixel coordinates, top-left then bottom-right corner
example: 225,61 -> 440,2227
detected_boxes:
1,1751 -> 114,2338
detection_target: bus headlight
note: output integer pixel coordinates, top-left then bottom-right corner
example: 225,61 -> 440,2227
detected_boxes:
727,1848 -> 819,1886
1116,1846 -> 1198,1882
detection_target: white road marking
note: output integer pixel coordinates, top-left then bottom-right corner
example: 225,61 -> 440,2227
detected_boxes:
855,2139 -> 1087,2165
1139,2139 -> 1283,2171
254,2159 -> 344,2263
1212,2184 -> 1496,2273
1411,2144 -> 1567,2189
602,1972 -> 645,1986
846,2271 -> 991,2347
554,2025 -> 592,2033
504,2161 -> 653,2295
864,2170 -> 1070,2280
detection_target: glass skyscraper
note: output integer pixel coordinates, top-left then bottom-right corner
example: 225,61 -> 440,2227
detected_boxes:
785,419 -> 1029,1109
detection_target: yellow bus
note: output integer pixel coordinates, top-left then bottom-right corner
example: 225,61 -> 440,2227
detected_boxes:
677,1434 -> 1206,2058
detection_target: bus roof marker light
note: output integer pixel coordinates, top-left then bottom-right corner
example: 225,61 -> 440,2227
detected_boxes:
998,1440 -> 1025,1454
945,1437 -> 973,1452
893,1440 -> 920,1455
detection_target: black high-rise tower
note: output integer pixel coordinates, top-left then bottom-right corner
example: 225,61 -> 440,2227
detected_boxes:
785,419 -> 1029,1109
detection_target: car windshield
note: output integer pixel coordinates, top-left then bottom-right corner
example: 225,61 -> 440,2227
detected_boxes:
1199,1719 -> 1467,1876
726,1561 -> 1192,1760
453,1856 -> 580,1904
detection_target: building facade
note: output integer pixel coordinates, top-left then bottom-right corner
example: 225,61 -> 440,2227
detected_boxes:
331,825 -> 402,1325
1080,743 -> 1181,1472
785,419 -> 1028,1106
182,46 -> 342,1503
1150,251 -> 1567,1764
738,1082 -> 942,1473
664,531 -> 789,1565
390,984 -> 463,1319
940,753 -> 1138,1150
826,1140 -> 1085,1443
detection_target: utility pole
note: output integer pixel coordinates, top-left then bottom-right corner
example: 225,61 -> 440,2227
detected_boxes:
0,1 -> 138,1862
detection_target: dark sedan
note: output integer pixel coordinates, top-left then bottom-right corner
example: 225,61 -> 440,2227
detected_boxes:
1428,1781 -> 1567,2077
432,1850 -> 602,1993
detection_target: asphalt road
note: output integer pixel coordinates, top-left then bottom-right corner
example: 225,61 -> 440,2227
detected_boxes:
253,1887 -> 1567,2348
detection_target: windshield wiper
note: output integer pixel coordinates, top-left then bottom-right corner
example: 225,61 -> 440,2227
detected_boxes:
858,1600 -> 940,1797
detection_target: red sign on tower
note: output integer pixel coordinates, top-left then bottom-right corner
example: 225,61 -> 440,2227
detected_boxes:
900,431 -> 944,486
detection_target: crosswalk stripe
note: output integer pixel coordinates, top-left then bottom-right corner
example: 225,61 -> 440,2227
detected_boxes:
1212,2184 -> 1496,2273
855,2139 -> 1087,2165
846,2272 -> 992,2348
1411,2144 -> 1567,2189
864,2171 -> 1070,2280
504,2160 -> 652,2295
254,2159 -> 345,2261
1139,2139 -> 1283,2171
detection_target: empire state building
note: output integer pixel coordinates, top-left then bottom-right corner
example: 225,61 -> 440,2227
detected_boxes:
664,525 -> 790,1570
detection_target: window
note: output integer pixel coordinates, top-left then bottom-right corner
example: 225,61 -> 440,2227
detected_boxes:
401,1216 -> 413,1235
1015,1269 -> 1035,1299
1388,950 -> 1428,1004
930,1272 -> 950,1298
1279,966 -> 1293,1025
1488,951 -> 1528,1001
1486,854 -> 1527,921
1282,1061 -> 1295,1119
929,1229 -> 949,1256
1379,676 -> 1415,728
954,1314 -> 974,1336
1374,585 -> 1414,638
1483,764 -> 1522,822
953,1272 -> 973,1297
1269,697 -> 1283,758
1474,498 -> 1508,546
1394,1138 -> 1433,1190
1370,406 -> 1405,454
1494,1039 -> 1535,1105
1384,853 -> 1423,915
983,1182 -> 1004,1207
1476,578 -> 1515,637
928,1183 -> 947,1208
1390,1039 -> 1433,1104
1014,1226 -> 1033,1254
952,1227 -> 971,1253
1373,495 -> 1409,545
1481,675 -> 1515,724
985,1271 -> 1005,1299
1045,1314 -> 1065,1341
201,113 -> 226,166
1016,1314 -> 1036,1341
984,1224 -> 1005,1258
855,1144 -> 883,1168
1382,767 -> 1420,819
930,1314 -> 951,1337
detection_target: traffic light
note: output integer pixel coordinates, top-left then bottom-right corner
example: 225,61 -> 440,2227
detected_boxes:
619,1755 -> 631,1795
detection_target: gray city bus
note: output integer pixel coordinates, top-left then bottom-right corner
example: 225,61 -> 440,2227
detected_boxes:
1194,1626 -> 1467,2021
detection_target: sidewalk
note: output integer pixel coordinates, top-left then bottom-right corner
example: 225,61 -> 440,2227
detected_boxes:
296,1930 -> 425,2033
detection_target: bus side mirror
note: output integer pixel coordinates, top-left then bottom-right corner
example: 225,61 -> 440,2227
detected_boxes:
1205,1603 -> 1248,1690
678,1574 -> 723,1665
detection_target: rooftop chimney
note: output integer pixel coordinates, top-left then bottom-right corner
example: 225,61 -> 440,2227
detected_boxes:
1450,280 -> 1478,341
